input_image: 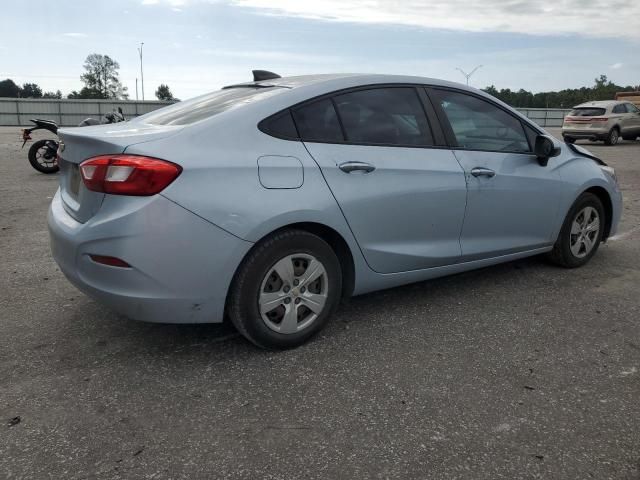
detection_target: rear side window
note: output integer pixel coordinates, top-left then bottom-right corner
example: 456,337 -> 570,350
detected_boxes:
612,104 -> 626,114
570,107 -> 606,117
333,88 -> 434,146
141,87 -> 283,126
432,89 -> 531,153
259,110 -> 298,139
292,99 -> 344,143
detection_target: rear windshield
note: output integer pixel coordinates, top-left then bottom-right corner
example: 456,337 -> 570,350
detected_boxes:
140,87 -> 283,126
570,107 -> 606,117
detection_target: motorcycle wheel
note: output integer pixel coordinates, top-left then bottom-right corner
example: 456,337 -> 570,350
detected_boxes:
28,139 -> 59,174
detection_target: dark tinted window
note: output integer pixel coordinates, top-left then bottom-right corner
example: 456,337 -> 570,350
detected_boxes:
625,103 -> 639,113
524,123 -> 539,150
570,107 -> 606,117
612,104 -> 626,114
292,99 -> 343,143
141,87 -> 283,125
433,89 -> 531,153
333,88 -> 433,146
260,110 -> 298,139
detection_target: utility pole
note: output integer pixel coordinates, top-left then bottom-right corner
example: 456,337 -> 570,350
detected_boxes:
456,65 -> 483,86
138,42 -> 145,101
135,78 -> 139,101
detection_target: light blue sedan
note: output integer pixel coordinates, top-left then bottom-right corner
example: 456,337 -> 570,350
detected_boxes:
48,71 -> 622,349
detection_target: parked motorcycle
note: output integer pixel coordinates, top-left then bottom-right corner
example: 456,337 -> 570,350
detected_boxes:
21,107 -> 126,174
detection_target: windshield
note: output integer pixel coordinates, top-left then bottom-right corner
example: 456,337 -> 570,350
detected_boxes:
570,107 -> 606,117
138,87 -> 284,126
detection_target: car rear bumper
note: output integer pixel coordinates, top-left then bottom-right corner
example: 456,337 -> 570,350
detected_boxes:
48,190 -> 253,324
561,128 -> 609,141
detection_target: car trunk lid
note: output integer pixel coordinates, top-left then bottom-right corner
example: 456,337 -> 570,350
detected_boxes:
57,123 -> 182,223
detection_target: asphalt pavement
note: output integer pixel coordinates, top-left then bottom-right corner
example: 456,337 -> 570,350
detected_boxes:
1,126 -> 639,479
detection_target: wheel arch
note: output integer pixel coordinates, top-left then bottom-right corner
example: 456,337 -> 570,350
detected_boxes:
584,186 -> 613,240
230,222 -> 356,302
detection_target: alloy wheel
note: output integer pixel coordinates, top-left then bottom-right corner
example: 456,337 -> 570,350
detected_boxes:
569,206 -> 600,258
259,253 -> 328,334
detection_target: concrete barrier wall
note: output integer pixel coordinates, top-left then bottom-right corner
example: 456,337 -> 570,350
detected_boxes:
0,98 -> 570,128
517,108 -> 572,128
0,98 -> 172,127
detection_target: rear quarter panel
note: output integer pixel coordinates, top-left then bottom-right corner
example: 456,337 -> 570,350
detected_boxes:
123,107 -> 374,288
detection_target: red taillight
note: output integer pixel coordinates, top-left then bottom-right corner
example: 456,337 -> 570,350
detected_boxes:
79,155 -> 182,196
89,255 -> 131,268
591,117 -> 609,122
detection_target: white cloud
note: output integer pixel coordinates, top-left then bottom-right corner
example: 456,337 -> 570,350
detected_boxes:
231,0 -> 640,40
609,62 -> 624,69
62,32 -> 87,38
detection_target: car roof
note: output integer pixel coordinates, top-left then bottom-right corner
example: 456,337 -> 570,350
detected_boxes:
573,100 -> 626,109
225,73 -> 471,91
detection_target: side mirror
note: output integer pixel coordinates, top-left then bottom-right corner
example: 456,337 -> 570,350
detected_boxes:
534,135 -> 561,166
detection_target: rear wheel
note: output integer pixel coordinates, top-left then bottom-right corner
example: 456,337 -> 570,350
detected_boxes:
28,139 -> 59,174
563,136 -> 575,144
228,229 -> 342,349
548,193 -> 605,268
604,128 -> 619,146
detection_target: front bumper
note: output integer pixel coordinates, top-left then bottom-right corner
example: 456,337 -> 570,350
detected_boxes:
48,190 -> 253,323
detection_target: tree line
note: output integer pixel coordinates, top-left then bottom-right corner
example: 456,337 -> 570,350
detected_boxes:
482,75 -> 638,109
0,53 -> 177,101
2,57 -> 637,108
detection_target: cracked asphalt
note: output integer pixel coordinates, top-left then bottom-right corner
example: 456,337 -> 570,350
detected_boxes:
1,126 -> 639,479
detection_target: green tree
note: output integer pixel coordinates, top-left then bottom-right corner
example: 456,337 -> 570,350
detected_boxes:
155,83 -> 177,101
21,83 -> 43,98
67,87 -> 106,99
79,53 -> 128,99
0,79 -> 22,97
42,90 -> 63,99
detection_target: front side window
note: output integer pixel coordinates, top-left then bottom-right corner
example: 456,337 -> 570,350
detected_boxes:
625,103 -> 640,113
292,99 -> 343,143
432,89 -> 531,153
333,88 -> 434,146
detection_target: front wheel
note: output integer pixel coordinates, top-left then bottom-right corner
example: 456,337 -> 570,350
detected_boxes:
548,193 -> 605,268
28,139 -> 59,173
228,229 -> 342,349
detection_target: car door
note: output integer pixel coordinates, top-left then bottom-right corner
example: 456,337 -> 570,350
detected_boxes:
293,87 -> 468,274
427,87 -> 564,261
612,103 -> 630,134
624,103 -> 640,134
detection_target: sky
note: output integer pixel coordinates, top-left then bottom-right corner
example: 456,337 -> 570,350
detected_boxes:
1,0 -> 639,100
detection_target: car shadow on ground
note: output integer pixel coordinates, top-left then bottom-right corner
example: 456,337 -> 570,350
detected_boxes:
92,254 -> 557,357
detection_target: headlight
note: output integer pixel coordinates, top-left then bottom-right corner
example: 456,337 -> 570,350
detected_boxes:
600,165 -> 618,185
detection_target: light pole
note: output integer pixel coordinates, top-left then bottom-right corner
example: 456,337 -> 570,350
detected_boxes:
138,42 -> 145,101
456,65 -> 483,86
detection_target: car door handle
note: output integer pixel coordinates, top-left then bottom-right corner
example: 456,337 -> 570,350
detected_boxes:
470,167 -> 496,178
339,161 -> 376,174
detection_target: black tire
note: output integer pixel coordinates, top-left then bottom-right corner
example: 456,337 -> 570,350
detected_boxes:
563,136 -> 575,144
604,127 -> 619,146
228,229 -> 342,349
548,192 -> 605,268
28,139 -> 59,174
